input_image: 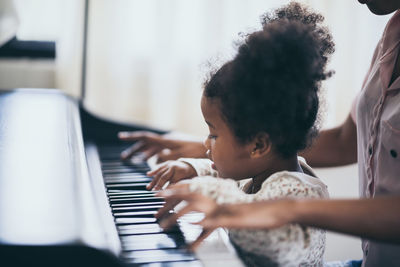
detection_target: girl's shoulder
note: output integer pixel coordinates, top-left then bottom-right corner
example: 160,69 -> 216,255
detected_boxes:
258,170 -> 329,199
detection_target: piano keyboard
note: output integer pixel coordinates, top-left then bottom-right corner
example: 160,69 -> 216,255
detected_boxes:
97,144 -> 203,266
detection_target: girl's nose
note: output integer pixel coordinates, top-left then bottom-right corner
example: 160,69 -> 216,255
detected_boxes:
206,149 -> 211,160
203,136 -> 211,150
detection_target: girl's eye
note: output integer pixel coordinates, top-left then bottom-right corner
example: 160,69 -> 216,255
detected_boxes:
208,134 -> 217,140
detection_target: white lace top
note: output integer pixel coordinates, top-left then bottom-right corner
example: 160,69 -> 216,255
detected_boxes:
180,158 -> 329,267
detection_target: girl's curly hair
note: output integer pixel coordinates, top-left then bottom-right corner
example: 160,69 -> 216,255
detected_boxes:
204,2 -> 335,158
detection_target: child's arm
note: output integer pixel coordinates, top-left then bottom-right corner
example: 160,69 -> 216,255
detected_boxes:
178,158 -> 218,177
146,158 -> 218,190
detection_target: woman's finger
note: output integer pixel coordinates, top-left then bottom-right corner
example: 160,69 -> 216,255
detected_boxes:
155,199 -> 181,219
159,204 -> 195,229
120,141 -> 149,160
157,149 -> 183,163
196,216 -> 231,229
156,183 -> 192,198
142,146 -> 163,161
119,131 -> 181,149
188,228 -> 215,251
118,131 -> 158,142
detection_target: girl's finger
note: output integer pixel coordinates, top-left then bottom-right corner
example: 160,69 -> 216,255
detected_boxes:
147,166 -> 169,190
147,163 -> 167,176
153,168 -> 175,190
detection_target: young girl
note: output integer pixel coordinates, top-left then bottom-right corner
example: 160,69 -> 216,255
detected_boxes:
149,3 -> 334,266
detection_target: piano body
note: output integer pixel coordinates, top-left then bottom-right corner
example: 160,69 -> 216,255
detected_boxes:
0,88 -> 243,266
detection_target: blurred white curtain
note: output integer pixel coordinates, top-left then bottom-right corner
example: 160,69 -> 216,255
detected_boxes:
56,0 -> 391,135
55,0 -> 84,98
0,0 -> 19,46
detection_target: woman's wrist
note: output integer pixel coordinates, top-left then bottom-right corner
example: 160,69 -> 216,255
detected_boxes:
288,198 -> 309,225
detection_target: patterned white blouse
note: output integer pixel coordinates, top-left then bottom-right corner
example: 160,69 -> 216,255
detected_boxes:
179,157 -> 329,267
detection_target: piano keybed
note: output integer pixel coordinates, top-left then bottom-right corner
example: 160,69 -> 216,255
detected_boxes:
97,145 -> 202,266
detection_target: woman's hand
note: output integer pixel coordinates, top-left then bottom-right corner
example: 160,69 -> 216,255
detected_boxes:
146,161 -> 197,191
155,184 -> 219,250
196,200 -> 295,230
156,185 -> 297,249
118,131 -> 207,163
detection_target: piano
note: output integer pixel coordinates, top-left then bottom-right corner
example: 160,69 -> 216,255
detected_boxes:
0,88 -> 244,266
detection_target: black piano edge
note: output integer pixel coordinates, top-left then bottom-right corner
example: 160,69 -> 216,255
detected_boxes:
0,244 -> 126,267
79,98 -> 167,144
0,88 -> 168,143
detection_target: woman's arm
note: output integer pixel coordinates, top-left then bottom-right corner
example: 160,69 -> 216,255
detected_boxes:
300,114 -> 357,167
118,131 -> 206,162
295,197 -> 400,243
199,196 -> 400,244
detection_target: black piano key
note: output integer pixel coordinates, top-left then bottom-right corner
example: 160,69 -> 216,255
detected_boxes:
99,154 -> 123,161
105,173 -> 150,178
119,227 -> 180,236
104,170 -> 150,175
111,202 -> 165,208
103,168 -> 143,174
112,205 -> 163,212
106,182 -> 148,190
101,160 -> 148,168
115,217 -> 158,225
113,210 -> 158,218
121,249 -> 196,264
105,177 -> 152,182
110,197 -> 165,204
105,173 -> 150,180
108,193 -> 158,199
139,261 -> 203,267
101,161 -> 128,167
107,189 -> 158,195
107,190 -> 156,196
106,179 -> 152,185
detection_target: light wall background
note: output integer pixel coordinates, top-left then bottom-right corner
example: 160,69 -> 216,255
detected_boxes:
1,0 -> 394,262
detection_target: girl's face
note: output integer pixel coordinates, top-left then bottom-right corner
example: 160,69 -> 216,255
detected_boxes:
201,95 -> 254,179
358,0 -> 400,15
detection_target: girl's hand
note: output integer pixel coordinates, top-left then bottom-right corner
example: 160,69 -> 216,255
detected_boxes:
146,161 -> 197,190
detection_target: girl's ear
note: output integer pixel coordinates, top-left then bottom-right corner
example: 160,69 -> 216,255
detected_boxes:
250,133 -> 271,158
